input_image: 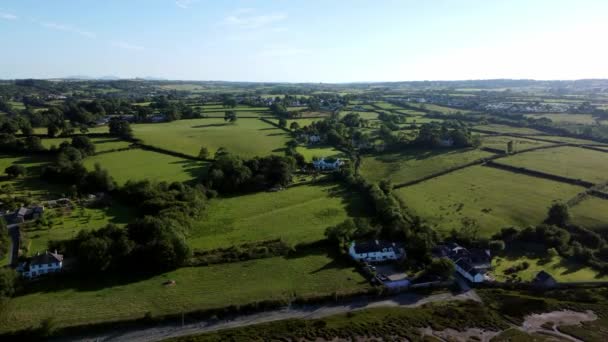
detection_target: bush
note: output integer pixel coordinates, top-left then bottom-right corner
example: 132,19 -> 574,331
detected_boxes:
0,267 -> 18,298
5,164 -> 26,178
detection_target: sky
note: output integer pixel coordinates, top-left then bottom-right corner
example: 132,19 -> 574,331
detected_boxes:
1,0 -> 607,82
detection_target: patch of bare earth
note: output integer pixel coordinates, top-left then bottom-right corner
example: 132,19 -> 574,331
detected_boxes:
521,310 -> 598,342
418,327 -> 500,342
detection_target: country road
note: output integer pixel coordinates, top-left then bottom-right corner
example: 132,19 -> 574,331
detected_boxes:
67,290 -> 481,342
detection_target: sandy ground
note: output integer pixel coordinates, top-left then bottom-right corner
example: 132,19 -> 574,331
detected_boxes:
520,310 -> 598,342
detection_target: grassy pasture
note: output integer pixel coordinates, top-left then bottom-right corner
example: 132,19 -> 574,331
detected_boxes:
296,145 -> 345,161
40,137 -> 131,152
21,203 -> 131,258
395,109 -> 426,116
524,135 -> 608,145
524,113 -> 599,125
373,102 -> 401,110
570,197 -> 608,234
360,148 -> 494,185
83,149 -> 207,185
480,135 -> 552,152
394,166 -> 583,236
491,254 -> 608,282
406,102 -> 468,114
187,183 -> 367,250
496,146 -> 608,184
132,118 -> 291,158
0,154 -> 63,198
202,111 -> 270,118
0,252 -> 369,333
473,124 -> 544,134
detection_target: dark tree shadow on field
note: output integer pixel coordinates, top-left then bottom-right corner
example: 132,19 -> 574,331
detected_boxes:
258,127 -> 277,131
169,159 -> 209,181
271,147 -> 287,153
191,123 -> 230,129
91,137 -> 123,144
266,133 -> 286,137
17,271 -> 164,296
322,183 -> 373,218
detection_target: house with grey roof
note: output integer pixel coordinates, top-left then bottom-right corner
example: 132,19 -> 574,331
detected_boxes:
18,250 -> 64,279
349,240 -> 405,263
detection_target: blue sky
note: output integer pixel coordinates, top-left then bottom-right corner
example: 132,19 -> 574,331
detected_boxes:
1,0 -> 607,82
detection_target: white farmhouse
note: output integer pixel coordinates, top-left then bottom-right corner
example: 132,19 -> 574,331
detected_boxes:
18,251 -> 64,279
308,134 -> 321,144
313,158 -> 344,171
349,240 -> 405,263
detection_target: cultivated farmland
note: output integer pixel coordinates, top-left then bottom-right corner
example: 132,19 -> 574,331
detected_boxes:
394,166 -> 583,236
187,183 -> 367,250
132,118 -> 290,158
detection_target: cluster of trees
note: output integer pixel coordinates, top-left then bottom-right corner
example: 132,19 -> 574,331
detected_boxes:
414,121 -> 481,148
108,118 -> 133,139
0,134 -> 45,154
51,219 -> 189,273
204,153 -> 296,194
330,165 -> 439,264
50,181 -> 207,274
148,96 -> 203,121
41,138 -> 115,195
490,203 -> 608,274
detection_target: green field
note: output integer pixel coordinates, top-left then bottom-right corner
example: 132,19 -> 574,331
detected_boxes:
496,146 -> 608,184
21,203 -> 131,258
481,135 -> 552,152
525,113 -> 599,125
473,124 -> 544,135
360,148 -> 494,185
132,118 -> 290,158
296,145 -> 345,161
187,183 -> 367,250
0,252 -> 369,333
394,166 -> 583,236
570,197 -> 608,234
83,149 -> 207,185
491,254 -> 608,282
524,135 -> 607,145
0,154 -> 63,198
41,137 -> 132,152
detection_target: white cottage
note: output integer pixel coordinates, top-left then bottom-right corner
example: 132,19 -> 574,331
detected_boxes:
349,240 -> 405,263
19,251 -> 64,279
313,158 -> 344,171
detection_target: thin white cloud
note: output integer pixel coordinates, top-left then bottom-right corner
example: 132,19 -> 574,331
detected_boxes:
224,11 -> 287,29
0,11 -> 18,20
41,21 -> 95,38
112,41 -> 144,51
175,0 -> 197,9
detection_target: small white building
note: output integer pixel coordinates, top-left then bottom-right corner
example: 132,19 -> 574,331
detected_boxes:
313,158 -> 344,171
454,259 -> 484,283
308,134 -> 321,144
349,240 -> 405,263
18,251 -> 64,279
